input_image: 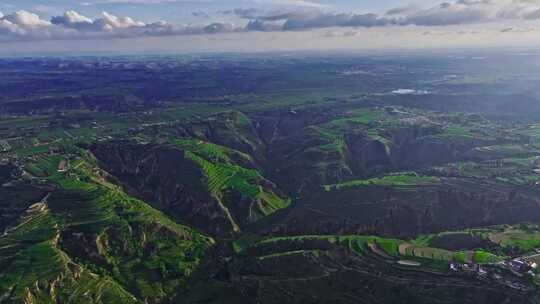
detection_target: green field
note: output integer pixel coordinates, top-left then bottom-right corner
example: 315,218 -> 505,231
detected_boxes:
325,173 -> 440,191
1,155 -> 214,302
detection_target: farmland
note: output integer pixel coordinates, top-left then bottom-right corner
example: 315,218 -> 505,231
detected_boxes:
3,53 -> 540,303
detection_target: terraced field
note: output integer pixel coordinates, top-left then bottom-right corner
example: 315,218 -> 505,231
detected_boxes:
324,173 -> 441,191
489,228 -> 540,253
183,143 -> 290,219
5,54 -> 540,303
0,156 -> 214,303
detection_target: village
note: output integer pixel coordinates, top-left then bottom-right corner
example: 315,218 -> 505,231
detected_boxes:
447,249 -> 540,292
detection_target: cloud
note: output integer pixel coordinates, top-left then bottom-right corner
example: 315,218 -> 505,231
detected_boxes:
4,0 -> 540,43
393,0 -> 540,25
232,8 -> 396,31
261,0 -> 328,9
83,0 -> 212,4
0,11 -> 61,40
51,10 -> 94,30
233,0 -> 540,31
400,1 -> 494,26
501,26 -> 536,32
322,30 -> 358,37
0,10 -> 239,42
192,11 -> 209,18
386,5 -> 418,16
82,0 -> 328,8
4,10 -> 51,28
391,89 -> 430,95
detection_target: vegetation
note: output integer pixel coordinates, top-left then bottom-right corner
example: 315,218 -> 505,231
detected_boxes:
181,142 -> 290,221
173,138 -> 252,165
489,228 -> 540,253
325,173 -> 440,191
473,251 -> 503,264
0,155 -> 213,303
4,54 -> 540,303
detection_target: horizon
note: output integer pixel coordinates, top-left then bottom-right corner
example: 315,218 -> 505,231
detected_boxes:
3,0 -> 540,54
5,5 -> 540,302
4,44 -> 540,58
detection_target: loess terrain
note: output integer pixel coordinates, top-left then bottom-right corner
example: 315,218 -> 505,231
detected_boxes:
3,52 -> 540,303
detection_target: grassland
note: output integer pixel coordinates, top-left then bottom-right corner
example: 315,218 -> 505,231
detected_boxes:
489,228 -> 540,253
321,108 -> 387,132
232,235 -> 504,279
0,154 -> 214,303
440,124 -> 478,138
177,140 -> 290,222
473,251 -> 503,263
6,54 -> 540,303
172,138 -> 252,165
324,173 -> 440,191
317,108 -> 399,149
411,227 -> 540,260
274,233 -> 503,264
247,235 -> 404,259
0,194 -> 139,303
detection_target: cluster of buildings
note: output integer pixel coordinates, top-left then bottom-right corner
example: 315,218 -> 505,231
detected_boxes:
504,259 -> 538,275
449,262 -> 488,276
0,140 -> 11,152
449,251 -> 540,293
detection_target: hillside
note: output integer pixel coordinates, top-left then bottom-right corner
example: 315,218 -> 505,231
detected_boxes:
4,54 -> 540,303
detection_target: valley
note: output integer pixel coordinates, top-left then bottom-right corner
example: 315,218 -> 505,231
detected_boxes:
3,53 -> 540,303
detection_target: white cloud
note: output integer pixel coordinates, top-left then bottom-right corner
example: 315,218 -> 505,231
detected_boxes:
0,10 -> 239,42
83,0 -> 216,4
500,25 -> 536,32
0,11 -> 66,40
83,0 -> 328,8
100,12 -> 145,29
51,10 -> 93,28
236,0 -> 540,31
4,0 -> 540,43
4,10 -> 51,28
250,0 -> 328,9
391,89 -> 430,95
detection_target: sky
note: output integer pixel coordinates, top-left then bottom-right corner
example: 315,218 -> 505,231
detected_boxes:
2,0 -> 540,55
